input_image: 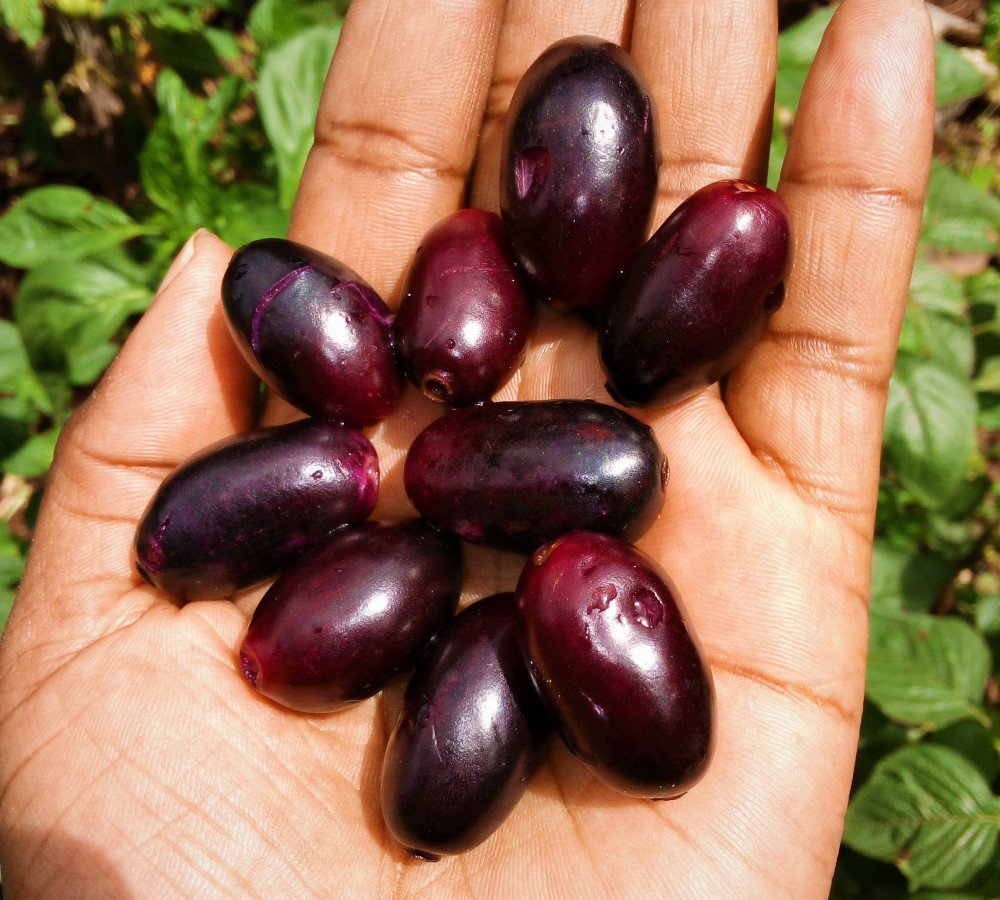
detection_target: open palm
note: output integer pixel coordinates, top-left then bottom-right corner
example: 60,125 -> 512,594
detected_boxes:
0,0 -> 934,896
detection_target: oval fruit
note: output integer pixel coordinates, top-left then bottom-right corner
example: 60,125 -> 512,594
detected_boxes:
381,593 -> 551,860
500,36 -> 658,309
393,209 -> 534,405
516,532 -> 714,798
221,238 -> 401,426
404,400 -> 666,553
133,419 -> 378,601
600,179 -> 790,407
240,520 -> 462,713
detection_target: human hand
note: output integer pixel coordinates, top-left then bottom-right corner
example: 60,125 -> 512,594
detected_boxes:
0,0 -> 934,896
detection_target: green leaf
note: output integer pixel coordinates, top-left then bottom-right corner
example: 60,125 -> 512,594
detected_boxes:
139,72 -> 243,224
0,521 -> 24,588
898,305 -> 974,378
910,258 -> 965,315
974,595 -> 1000,635
0,398 -> 35,460
977,356 -> 1000,393
258,25 -> 341,210
0,0 -> 44,46
0,521 -> 24,632
866,609 -> 991,730
13,249 -> 153,383
883,356 -> 977,509
248,0 -> 340,50
3,426 -> 59,478
987,0 -> 1000,66
0,584 -> 14,633
211,182 -> 289,248
775,6 -> 835,111
930,720 -> 1000,784
966,267 -> 1000,318
203,27 -> 240,61
870,541 -> 955,614
922,161 -> 1000,254
976,392 -> 1000,429
844,744 -> 1000,891
0,320 -> 52,415
935,42 -> 988,108
0,186 -> 145,269
147,27 -> 232,77
767,114 -> 787,191
104,0 -> 216,14
66,341 -> 119,385
967,268 -> 1000,374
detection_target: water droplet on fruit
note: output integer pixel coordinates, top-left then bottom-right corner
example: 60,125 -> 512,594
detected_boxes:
445,338 -> 456,350
311,469 -> 323,479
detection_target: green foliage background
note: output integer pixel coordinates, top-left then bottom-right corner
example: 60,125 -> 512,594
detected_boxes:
1,1 -> 999,894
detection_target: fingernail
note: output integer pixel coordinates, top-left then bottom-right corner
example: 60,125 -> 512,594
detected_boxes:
157,228 -> 208,294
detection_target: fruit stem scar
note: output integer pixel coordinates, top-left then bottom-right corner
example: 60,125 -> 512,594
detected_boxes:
250,264 -> 312,355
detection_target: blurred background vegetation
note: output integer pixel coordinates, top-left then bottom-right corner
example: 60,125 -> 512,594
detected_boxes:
0,0 -> 999,894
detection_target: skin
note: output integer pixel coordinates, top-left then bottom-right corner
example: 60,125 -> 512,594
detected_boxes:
0,0 -> 934,897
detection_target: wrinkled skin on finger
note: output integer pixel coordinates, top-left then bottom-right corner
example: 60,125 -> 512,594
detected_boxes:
0,1 -> 934,897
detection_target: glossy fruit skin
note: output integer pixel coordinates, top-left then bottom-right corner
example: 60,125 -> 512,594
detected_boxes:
600,179 -> 790,407
500,36 -> 658,309
516,532 -> 714,798
240,520 -> 462,713
380,593 -> 551,859
133,419 -> 378,602
222,238 -> 401,426
404,400 -> 666,553
393,209 -> 534,405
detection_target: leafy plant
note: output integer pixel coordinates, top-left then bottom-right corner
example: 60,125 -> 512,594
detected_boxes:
0,0 -> 346,620
1,3 -> 999,895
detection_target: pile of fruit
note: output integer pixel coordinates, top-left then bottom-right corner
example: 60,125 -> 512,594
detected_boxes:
132,35 -> 788,860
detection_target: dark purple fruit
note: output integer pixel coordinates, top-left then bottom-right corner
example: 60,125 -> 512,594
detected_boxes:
380,593 -> 551,859
404,400 -> 666,553
500,36 -> 658,309
222,238 -> 401,426
600,179 -> 789,407
133,419 -> 378,601
516,532 -> 714,798
393,209 -> 533,405
240,520 -> 462,713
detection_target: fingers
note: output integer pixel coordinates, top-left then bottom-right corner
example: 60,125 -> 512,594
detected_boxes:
630,0 -> 778,221
725,0 -> 935,524
289,0 -> 506,304
8,232 -> 255,638
467,0 -> 633,211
